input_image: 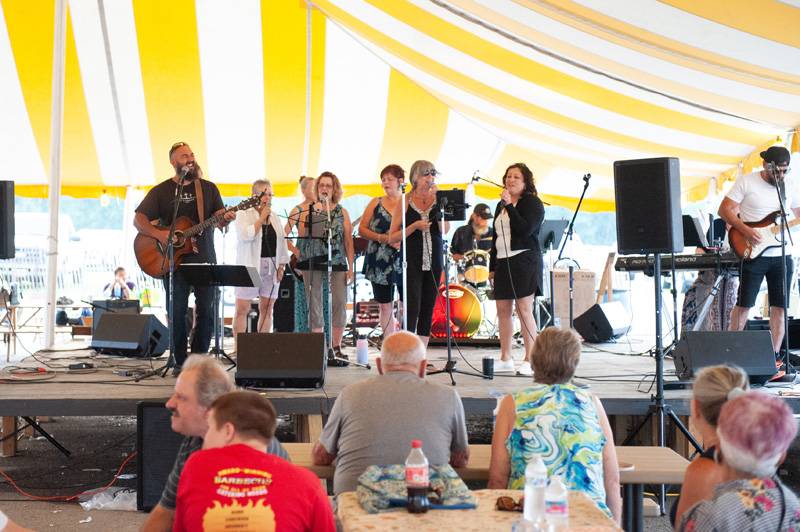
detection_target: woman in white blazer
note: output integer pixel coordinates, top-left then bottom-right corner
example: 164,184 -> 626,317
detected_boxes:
233,180 -> 290,339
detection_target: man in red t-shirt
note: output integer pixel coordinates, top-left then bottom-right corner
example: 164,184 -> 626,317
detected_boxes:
174,391 -> 335,532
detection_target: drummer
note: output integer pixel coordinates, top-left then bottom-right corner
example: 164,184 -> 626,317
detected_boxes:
451,203 -> 494,262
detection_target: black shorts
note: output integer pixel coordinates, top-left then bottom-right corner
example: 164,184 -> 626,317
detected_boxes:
736,255 -> 793,308
371,281 -> 400,304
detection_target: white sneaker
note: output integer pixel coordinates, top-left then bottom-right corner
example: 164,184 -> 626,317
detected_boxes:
516,362 -> 533,377
494,359 -> 516,373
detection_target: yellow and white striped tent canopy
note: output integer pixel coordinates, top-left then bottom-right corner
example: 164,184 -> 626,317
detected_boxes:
1,0 -> 798,211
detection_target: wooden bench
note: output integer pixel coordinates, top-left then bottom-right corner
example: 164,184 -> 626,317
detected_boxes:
283,443 -> 687,532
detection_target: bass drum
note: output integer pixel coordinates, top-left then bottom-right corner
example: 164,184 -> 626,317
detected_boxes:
430,284 -> 483,338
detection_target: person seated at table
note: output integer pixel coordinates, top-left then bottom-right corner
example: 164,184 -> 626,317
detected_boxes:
103,266 -> 136,299
678,391 -> 799,531
174,391 -> 335,532
487,327 -> 621,523
450,203 -> 494,262
671,364 -> 749,526
141,355 -> 288,532
312,331 -> 470,495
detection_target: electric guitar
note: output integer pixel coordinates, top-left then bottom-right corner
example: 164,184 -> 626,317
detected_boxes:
134,193 -> 263,278
728,210 -> 800,260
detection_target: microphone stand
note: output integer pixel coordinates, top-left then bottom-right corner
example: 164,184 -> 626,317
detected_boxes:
771,167 -> 796,382
137,170 -> 188,380
554,173 -> 590,329
400,182 -> 408,330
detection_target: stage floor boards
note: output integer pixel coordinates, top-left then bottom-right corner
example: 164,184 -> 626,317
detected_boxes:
0,335 -> 797,417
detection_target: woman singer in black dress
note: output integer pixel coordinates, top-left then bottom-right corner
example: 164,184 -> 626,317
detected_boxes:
490,163 -> 544,376
388,159 -> 448,347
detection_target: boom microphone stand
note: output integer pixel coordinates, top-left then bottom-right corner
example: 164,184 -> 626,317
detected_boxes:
400,183 -> 408,330
554,173 -> 590,328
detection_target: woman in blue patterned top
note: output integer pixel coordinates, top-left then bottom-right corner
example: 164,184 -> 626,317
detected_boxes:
488,327 -> 621,523
359,164 -> 404,338
678,391 -> 800,531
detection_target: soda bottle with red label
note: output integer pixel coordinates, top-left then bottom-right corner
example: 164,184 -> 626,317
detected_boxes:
405,439 -> 430,513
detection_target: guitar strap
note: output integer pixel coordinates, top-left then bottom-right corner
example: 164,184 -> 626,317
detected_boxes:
194,178 -> 205,233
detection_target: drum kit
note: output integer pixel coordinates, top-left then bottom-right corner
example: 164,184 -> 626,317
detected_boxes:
430,247 -> 498,339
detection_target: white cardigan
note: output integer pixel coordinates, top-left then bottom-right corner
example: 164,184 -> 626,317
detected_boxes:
235,207 -> 290,270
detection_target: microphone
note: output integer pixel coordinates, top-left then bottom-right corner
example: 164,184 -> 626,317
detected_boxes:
180,165 -> 192,178
471,171 -> 480,184
583,173 -> 591,183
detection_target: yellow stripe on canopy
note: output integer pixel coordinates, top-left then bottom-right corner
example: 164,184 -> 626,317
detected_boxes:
2,0 -> 54,176
659,0 -> 800,49
376,70 -> 449,178
369,0 -> 767,146
263,0 -> 308,183
133,0 -> 206,180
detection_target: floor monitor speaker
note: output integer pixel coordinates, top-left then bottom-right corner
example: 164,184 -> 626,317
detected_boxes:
235,332 -> 325,388
614,158 -> 683,255
136,402 -> 184,511
90,313 -> 168,357
573,301 -> 631,343
673,330 -> 777,385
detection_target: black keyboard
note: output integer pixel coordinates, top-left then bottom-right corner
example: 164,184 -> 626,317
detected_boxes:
615,253 -> 739,272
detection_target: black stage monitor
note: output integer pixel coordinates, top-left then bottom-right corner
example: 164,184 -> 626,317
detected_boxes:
235,332 -> 326,389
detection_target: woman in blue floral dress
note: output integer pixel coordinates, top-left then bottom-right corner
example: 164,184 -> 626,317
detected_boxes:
359,164 -> 404,338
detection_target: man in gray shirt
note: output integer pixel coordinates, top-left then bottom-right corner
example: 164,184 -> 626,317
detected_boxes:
312,331 -> 470,494
141,355 -> 287,531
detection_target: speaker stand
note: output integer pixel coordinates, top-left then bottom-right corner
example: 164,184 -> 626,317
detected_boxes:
621,252 -> 702,514
2,417 -> 71,457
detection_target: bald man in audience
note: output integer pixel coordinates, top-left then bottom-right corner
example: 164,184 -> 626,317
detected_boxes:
313,331 -> 469,494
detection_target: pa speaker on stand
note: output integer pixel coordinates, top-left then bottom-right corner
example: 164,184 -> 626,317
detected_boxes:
0,181 -> 14,259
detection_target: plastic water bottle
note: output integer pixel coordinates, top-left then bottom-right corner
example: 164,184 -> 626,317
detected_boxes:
405,439 -> 430,513
544,476 -> 569,531
356,335 -> 369,365
523,454 -> 547,525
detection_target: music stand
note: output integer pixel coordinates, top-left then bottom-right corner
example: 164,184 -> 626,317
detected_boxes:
178,264 -> 260,366
682,215 -> 709,249
537,220 -> 569,251
539,220 -> 568,328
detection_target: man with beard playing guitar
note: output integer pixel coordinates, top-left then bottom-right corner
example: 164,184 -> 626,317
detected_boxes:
719,146 -> 798,368
134,142 -> 236,375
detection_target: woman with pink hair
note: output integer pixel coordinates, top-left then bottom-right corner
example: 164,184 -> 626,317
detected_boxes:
678,391 -> 800,531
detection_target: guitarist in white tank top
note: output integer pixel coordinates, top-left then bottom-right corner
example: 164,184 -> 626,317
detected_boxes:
718,146 -> 797,358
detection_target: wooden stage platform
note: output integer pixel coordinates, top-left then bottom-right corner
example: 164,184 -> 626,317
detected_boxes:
1,335 -> 798,421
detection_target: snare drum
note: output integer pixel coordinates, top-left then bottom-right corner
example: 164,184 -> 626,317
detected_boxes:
463,249 -> 490,285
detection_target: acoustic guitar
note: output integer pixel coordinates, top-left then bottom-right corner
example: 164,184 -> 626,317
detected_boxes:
728,210 -> 800,260
134,194 -> 262,278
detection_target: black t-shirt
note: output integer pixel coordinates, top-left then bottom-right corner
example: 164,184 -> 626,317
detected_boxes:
451,224 -> 494,255
135,178 -> 225,264
261,222 -> 277,258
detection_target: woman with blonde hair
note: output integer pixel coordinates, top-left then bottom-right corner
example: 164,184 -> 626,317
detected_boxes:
678,391 -> 799,531
233,179 -> 290,339
488,327 -> 621,522
671,364 -> 749,525
388,160 -> 448,346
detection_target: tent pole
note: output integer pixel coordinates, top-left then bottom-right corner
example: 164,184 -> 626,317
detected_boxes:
44,0 -> 67,349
